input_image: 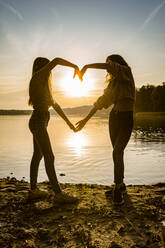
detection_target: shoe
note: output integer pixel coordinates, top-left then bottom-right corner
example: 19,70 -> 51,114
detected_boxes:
105,183 -> 126,196
28,188 -> 48,200
120,183 -> 126,193
54,192 -> 78,204
113,187 -> 124,205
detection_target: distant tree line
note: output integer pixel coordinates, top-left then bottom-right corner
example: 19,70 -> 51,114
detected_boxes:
0,83 -> 165,115
135,83 -> 165,112
0,110 -> 32,115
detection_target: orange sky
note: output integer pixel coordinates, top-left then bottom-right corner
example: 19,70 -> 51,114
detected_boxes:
0,0 -> 165,109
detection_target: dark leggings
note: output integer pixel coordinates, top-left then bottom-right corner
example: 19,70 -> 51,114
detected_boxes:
29,110 -> 61,193
109,109 -> 133,184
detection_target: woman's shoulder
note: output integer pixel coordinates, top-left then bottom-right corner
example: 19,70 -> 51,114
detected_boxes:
30,71 -> 46,85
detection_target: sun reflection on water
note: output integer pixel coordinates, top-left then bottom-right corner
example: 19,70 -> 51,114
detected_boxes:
67,131 -> 89,155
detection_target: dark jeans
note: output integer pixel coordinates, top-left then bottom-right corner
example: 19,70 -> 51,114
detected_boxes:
29,110 -> 61,193
109,109 -> 134,184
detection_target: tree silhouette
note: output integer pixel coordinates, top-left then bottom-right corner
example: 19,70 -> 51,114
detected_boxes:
135,83 -> 165,112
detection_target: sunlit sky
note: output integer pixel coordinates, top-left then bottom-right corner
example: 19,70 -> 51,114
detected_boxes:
0,0 -> 165,109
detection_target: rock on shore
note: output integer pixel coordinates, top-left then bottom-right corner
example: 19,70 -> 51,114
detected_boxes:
0,177 -> 165,248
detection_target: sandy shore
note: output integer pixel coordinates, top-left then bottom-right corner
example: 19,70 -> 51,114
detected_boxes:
0,177 -> 165,248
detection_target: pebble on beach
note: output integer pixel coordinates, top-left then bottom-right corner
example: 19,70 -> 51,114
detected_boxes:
0,177 -> 164,248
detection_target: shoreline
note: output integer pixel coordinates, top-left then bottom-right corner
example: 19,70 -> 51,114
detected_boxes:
0,109 -> 165,117
1,111 -> 165,131
0,177 -> 165,247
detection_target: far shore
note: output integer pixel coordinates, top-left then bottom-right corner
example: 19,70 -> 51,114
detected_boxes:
1,110 -> 165,130
0,108 -> 165,118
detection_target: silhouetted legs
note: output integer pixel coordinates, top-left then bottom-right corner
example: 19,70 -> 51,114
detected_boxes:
109,109 -> 133,185
30,126 -> 61,194
30,137 -> 43,190
29,111 -> 61,194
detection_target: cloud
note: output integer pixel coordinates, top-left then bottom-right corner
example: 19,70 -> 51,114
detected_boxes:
0,0 -> 23,21
121,0 -> 165,49
140,0 -> 165,31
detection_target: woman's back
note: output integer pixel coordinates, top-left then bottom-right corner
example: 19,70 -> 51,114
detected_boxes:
29,73 -> 52,111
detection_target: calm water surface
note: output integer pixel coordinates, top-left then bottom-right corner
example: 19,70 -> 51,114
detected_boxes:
0,115 -> 164,185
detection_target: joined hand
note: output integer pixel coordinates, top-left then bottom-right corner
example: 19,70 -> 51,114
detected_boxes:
73,65 -> 87,82
80,66 -> 87,81
73,67 -> 83,81
75,119 -> 87,132
68,122 -> 76,132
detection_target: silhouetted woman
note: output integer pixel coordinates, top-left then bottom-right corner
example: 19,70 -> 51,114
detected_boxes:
28,57 -> 78,203
76,54 -> 135,205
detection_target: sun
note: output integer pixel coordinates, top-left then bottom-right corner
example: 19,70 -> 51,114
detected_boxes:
61,71 -> 94,97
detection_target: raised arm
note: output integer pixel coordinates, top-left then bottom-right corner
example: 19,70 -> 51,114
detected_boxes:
80,63 -> 109,81
84,63 -> 108,70
52,102 -> 75,131
36,57 -> 79,76
55,58 -> 78,70
80,60 -> 124,81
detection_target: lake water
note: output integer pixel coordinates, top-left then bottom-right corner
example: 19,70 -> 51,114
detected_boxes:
0,115 -> 165,185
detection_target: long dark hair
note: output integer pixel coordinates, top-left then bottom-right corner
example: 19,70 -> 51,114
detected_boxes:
105,54 -> 129,84
28,57 -> 52,106
32,57 -> 50,76
106,54 -> 129,67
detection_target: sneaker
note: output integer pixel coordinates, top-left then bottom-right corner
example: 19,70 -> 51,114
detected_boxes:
113,187 -> 124,205
28,188 -> 48,200
105,183 -> 126,196
120,183 -> 126,193
55,192 -> 78,204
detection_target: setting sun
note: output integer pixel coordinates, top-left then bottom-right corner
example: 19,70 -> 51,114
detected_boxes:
61,71 -> 94,97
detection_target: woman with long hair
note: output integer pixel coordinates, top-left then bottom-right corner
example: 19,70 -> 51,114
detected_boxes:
76,54 -> 135,205
28,56 -> 79,203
